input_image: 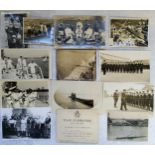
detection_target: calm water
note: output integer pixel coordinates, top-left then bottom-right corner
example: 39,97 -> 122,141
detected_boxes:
108,125 -> 148,141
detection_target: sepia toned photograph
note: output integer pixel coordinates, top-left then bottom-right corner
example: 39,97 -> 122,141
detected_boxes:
55,16 -> 106,48
56,49 -> 96,81
2,108 -> 51,139
52,81 -> 102,110
103,83 -> 153,112
108,111 -> 149,141
100,50 -> 150,82
2,80 -> 49,108
110,18 -> 148,47
1,12 -> 28,48
1,49 -> 50,80
24,18 -> 54,45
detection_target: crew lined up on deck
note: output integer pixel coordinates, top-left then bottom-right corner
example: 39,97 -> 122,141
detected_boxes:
113,89 -> 153,111
101,60 -> 149,75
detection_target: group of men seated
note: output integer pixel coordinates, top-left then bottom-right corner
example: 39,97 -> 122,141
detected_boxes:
2,112 -> 51,138
101,60 -> 147,75
25,23 -> 53,39
1,56 -> 44,79
56,20 -> 105,45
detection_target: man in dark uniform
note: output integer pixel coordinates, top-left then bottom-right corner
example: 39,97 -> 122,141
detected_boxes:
143,91 -> 147,109
120,89 -> 128,111
101,60 -> 107,75
113,90 -> 119,108
150,90 -> 154,111
140,61 -> 143,73
147,92 -> 152,111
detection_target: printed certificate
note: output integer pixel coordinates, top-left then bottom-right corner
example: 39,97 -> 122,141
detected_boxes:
56,109 -> 99,144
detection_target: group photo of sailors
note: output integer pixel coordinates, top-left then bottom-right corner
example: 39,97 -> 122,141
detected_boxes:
4,13 -> 27,48
100,51 -> 150,82
2,109 -> 51,139
24,19 -> 54,44
1,50 -> 49,79
113,88 -> 153,111
110,19 -> 148,47
101,60 -> 148,75
55,16 -> 106,46
2,81 -> 49,108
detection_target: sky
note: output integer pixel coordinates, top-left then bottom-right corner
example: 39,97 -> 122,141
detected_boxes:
100,50 -> 150,61
108,111 -> 149,119
104,82 -> 147,94
3,49 -> 50,58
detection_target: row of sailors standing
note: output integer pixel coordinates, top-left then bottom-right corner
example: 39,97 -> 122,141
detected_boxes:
125,90 -> 154,111
102,60 -> 145,75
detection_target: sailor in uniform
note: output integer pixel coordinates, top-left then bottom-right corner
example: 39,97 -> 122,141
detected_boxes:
28,61 -> 38,79
64,24 -> 74,44
17,56 -> 23,78
75,21 -> 83,39
7,57 -> 13,71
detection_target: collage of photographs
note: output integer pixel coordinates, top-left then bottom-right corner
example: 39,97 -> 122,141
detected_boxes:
0,11 -> 154,144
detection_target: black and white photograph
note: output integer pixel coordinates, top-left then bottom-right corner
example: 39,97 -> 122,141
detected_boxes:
1,49 -> 50,80
100,50 -> 150,82
24,18 -> 54,45
108,111 -> 149,142
52,81 -> 102,110
103,83 -> 154,113
56,49 -> 96,81
110,18 -> 148,47
55,16 -> 106,48
2,108 -> 51,139
2,80 -> 49,108
1,12 -> 28,48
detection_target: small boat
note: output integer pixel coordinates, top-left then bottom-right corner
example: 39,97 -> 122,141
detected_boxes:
69,93 -> 93,107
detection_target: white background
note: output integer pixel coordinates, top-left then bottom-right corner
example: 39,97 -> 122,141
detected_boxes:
0,0 -> 155,154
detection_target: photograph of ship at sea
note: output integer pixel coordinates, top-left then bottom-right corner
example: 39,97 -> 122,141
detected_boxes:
51,81 -> 102,110
107,111 -> 149,142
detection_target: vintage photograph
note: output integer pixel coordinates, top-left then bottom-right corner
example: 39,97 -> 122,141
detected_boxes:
1,12 -> 28,48
110,18 -> 148,47
108,111 -> 149,141
2,108 -> 51,139
56,49 -> 96,81
52,81 -> 102,110
1,49 -> 50,80
55,16 -> 106,47
103,83 -> 153,112
100,50 -> 150,82
24,18 -> 54,45
2,80 -> 49,108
